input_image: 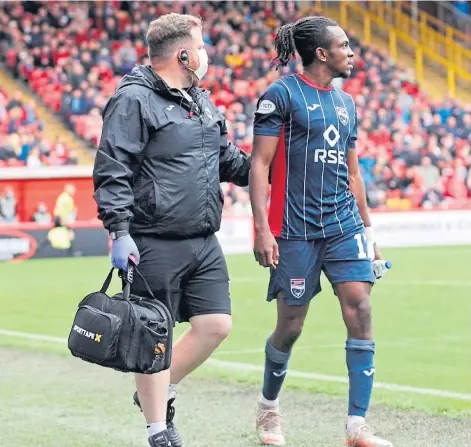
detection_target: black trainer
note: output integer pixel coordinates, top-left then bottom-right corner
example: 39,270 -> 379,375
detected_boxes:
133,392 -> 183,447
166,397 -> 183,447
148,429 -> 171,447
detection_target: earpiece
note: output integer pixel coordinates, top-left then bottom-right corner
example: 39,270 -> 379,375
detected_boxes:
179,49 -> 189,65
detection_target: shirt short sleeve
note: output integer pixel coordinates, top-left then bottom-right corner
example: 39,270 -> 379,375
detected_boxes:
253,81 -> 290,137
348,102 -> 358,149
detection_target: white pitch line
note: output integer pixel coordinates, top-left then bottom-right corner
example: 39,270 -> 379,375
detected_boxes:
207,359 -> 471,401
383,279 -> 471,287
215,347 -> 266,355
0,329 -> 68,344
215,336 -> 470,356
215,344 -> 345,355
1,329 -> 470,402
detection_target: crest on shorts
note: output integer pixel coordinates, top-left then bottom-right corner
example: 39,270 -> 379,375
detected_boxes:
290,278 -> 305,299
336,107 -> 349,126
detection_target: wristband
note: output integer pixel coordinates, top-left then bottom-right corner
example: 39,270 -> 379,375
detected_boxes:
110,230 -> 130,240
364,226 -> 375,244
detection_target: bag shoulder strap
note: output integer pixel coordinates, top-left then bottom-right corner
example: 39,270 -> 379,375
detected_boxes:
133,266 -> 156,300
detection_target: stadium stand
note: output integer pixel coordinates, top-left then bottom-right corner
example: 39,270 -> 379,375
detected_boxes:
401,1 -> 471,42
0,87 -> 79,168
0,1 -> 469,218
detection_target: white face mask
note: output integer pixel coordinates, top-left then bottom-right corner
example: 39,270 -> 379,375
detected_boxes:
195,48 -> 209,80
185,48 -> 209,80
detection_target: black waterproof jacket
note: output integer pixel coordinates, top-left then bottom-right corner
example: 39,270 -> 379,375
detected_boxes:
93,65 -> 251,238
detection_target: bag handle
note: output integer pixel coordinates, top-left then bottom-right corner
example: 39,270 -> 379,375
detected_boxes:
121,262 -> 156,301
99,260 -> 155,301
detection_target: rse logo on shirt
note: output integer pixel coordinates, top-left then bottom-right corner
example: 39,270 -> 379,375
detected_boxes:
314,148 -> 346,165
253,74 -> 362,240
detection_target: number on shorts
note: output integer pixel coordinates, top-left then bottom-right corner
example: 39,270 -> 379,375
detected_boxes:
354,233 -> 368,259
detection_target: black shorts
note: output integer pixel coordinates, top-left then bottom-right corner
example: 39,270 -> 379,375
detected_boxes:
129,234 -> 230,324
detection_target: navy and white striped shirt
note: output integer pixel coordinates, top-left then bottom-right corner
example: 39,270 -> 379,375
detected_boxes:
253,74 -> 363,240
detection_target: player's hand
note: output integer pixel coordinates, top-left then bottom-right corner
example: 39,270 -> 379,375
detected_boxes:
111,234 -> 140,271
253,230 -> 279,268
373,243 -> 382,261
371,243 -> 392,279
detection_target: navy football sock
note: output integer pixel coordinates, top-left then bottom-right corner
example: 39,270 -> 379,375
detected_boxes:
262,338 -> 291,401
346,338 -> 375,417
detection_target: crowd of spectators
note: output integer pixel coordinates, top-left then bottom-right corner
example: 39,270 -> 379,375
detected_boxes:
0,183 -> 76,224
0,87 -> 78,167
0,0 -> 470,215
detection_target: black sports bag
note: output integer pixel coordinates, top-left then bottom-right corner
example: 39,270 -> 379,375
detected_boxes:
68,263 -> 173,374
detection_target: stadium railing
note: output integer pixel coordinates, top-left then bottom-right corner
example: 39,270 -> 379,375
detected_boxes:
364,1 -> 471,76
324,1 -> 471,99
399,0 -> 471,49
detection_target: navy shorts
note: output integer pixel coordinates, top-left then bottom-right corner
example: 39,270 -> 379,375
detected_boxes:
267,226 -> 376,306
130,234 -> 230,323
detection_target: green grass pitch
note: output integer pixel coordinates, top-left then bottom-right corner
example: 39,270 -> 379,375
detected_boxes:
1,245 -> 470,446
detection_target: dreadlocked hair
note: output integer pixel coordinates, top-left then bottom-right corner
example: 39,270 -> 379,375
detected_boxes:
272,16 -> 338,70
272,23 -> 296,70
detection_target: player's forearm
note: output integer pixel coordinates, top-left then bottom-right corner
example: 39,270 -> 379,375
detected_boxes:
349,172 -> 372,227
249,159 -> 271,232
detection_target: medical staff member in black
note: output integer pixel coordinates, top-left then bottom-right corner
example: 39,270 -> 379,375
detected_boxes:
93,12 -> 251,447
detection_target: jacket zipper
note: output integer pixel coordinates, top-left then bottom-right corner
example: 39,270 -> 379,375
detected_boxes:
199,110 -> 210,231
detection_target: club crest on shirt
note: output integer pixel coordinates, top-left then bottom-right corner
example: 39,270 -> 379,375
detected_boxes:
336,107 -> 349,126
290,278 -> 305,298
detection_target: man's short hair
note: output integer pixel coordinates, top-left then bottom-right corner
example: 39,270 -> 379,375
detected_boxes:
147,13 -> 202,62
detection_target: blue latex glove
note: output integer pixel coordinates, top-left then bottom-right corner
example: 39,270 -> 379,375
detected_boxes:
111,235 -> 140,271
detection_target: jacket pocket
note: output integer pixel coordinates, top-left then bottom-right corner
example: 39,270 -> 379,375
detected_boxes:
133,180 -> 161,223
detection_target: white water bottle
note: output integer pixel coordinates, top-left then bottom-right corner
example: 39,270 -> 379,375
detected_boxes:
373,260 -> 392,279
